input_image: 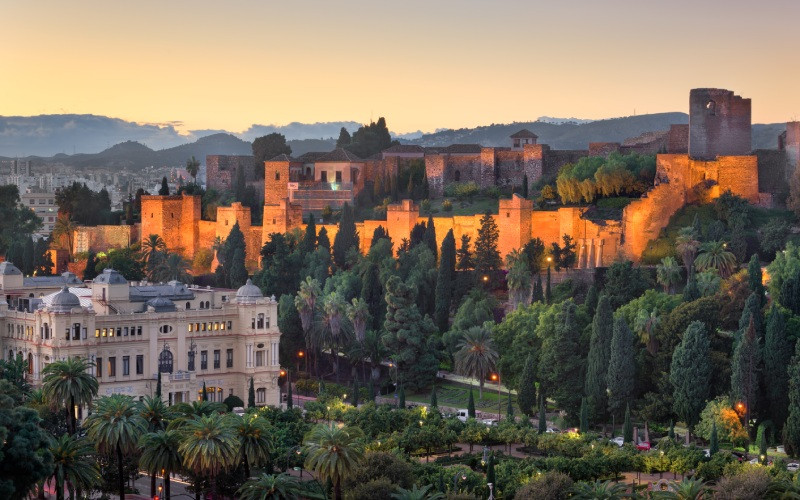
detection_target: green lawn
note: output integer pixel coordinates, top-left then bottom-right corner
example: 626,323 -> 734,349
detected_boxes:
405,379 -> 520,416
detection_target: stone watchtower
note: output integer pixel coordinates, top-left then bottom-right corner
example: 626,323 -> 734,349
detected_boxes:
689,88 -> 752,160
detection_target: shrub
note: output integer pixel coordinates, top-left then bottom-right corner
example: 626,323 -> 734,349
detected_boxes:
222,394 -> 244,412
344,478 -> 396,500
443,199 -> 453,212
515,471 -> 573,500
714,466 -> 771,500
344,451 -> 413,489
695,451 -> 736,481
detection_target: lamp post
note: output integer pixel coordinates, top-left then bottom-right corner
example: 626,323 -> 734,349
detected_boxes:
491,373 -> 501,420
279,369 -> 286,409
297,350 -> 305,374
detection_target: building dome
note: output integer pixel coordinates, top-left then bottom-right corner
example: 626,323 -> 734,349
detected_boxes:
146,294 -> 176,312
236,279 -> 263,304
93,268 -> 127,285
51,286 -> 81,313
0,262 -> 22,276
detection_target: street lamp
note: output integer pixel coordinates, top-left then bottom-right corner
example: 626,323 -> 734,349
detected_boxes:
491,373 -> 501,420
297,350 -> 305,373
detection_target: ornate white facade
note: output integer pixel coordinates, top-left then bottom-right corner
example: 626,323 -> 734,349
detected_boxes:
0,263 -> 282,408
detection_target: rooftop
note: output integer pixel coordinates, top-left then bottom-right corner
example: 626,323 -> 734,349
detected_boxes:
510,129 -> 538,139
316,148 -> 364,163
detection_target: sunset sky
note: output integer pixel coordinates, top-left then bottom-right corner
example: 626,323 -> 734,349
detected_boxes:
2,0 -> 800,134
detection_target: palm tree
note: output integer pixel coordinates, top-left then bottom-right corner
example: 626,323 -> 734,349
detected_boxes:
303,423 -> 364,500
346,297 -> 370,343
42,357 -> 99,434
52,214 -> 76,254
322,292 -> 347,381
656,256 -> 682,294
138,430 -> 183,500
651,477 -> 710,499
634,309 -> 660,355
392,484 -> 445,500
295,277 -> 321,375
238,473 -> 320,500
675,226 -> 700,275
48,434 -> 100,500
506,249 -> 532,310
454,326 -> 498,399
570,479 -> 629,499
141,234 -> 168,266
186,156 -> 200,184
695,241 -> 737,278
178,413 -> 239,499
167,400 -> 227,429
235,413 -> 273,478
139,395 -> 174,495
83,394 -> 147,500
151,252 -> 192,283
363,329 -> 388,382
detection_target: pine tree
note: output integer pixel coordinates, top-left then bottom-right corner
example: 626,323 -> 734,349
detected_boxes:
456,234 -> 474,271
202,381 -> 208,401
669,321 -> 711,437
748,254 -> 765,304
430,386 -> 438,409
332,202 -> 358,268
474,212 -> 501,276
317,227 -> 331,251
248,377 -> 255,408
424,215 -> 438,261
434,229 -> 456,332
585,295 -> 613,422
522,174 -> 529,198
539,301 -> 583,421
370,225 -> 391,249
538,395 -> 547,434
517,354 -> 537,417
623,404 -> 633,444
545,266 -> 552,304
156,371 -> 162,399
606,316 -> 636,420
159,176 -> 169,195
784,341 -> 800,457
229,247 -> 248,289
579,397 -> 589,434
336,127 -> 351,148
764,305 -> 791,430
710,421 -> 719,455
468,389 -> 476,418
731,317 -> 761,434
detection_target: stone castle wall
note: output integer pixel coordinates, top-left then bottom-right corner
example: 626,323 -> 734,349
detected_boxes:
206,155 -> 256,193
689,89 -> 751,160
73,225 -> 135,255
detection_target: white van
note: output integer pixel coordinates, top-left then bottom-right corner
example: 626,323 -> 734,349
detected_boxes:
456,409 -> 469,422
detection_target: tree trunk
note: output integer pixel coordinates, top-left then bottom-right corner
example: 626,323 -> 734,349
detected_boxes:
211,475 -> 218,500
117,442 -> 125,500
334,479 -> 342,500
165,473 -> 171,500
243,454 -> 251,479
68,395 -> 75,435
194,478 -> 200,500
56,478 -> 64,500
151,472 -> 156,498
479,380 -> 484,399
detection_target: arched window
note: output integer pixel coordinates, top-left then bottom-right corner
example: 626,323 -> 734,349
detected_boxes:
275,171 -> 280,181
257,313 -> 264,329
8,350 -> 12,361
705,100 -> 716,115
205,301 -> 210,309
454,170 -> 461,182
186,302 -> 191,310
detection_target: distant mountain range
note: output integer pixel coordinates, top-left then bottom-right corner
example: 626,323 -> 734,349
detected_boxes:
0,113 -> 789,170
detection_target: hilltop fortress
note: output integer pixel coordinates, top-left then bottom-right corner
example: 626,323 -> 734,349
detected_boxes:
76,89 -> 800,272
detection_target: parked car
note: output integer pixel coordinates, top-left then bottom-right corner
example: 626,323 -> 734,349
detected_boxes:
787,462 -> 799,472
481,418 -> 498,426
731,451 -> 746,462
636,441 -> 651,451
609,436 -> 624,447
546,426 -> 560,434
456,409 -> 469,422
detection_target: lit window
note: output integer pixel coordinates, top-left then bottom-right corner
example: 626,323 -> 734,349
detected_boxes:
95,329 -> 100,338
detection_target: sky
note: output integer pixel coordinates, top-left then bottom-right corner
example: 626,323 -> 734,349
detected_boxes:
2,0 -> 800,134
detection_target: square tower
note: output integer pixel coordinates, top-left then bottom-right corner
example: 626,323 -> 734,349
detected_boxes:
689,88 -> 751,160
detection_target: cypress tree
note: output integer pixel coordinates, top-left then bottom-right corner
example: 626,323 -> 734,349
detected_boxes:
361,262 -> 384,331
584,284 -> 599,316
299,213 -> 317,256
229,247 -> 248,289
456,234 -> 474,271
468,389 -> 476,418
585,295 -> 613,422
83,252 -> 98,280
539,301 -> 583,421
738,292 -> 764,341
336,127 -> 351,148
532,273 -> 543,303
757,424 -> 768,462
748,254 -> 765,304
784,341 -> 800,457
486,454 -> 495,486
434,229 -> 456,332
370,225 -> 391,249
424,215 -> 438,261
156,371 -> 162,399
159,176 -> 170,195
579,397 -> 589,434
332,202 -> 358,268
709,421 -> 719,455
764,305 -> 791,430
430,385 -> 438,409
522,174 -> 529,199
398,384 -> 406,409
623,404 -> 633,444
538,395 -> 547,434
517,354 -> 537,417
545,266 -> 552,304
606,316 -> 636,420
507,392 -> 514,418
669,321 -> 711,438
202,381 -> 208,401
731,317 -> 761,434
287,376 -> 293,409
317,227 -> 331,251
248,377 -> 255,408
474,211 -> 501,275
